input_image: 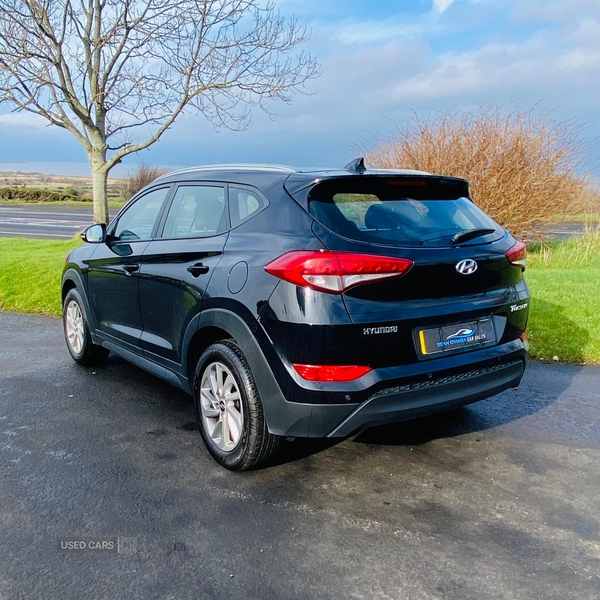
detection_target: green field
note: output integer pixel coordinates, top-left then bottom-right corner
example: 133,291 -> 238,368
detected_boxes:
0,234 -> 598,364
0,238 -> 82,316
525,231 -> 600,363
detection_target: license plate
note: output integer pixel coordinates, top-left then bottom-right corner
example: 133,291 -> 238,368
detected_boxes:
416,318 -> 496,357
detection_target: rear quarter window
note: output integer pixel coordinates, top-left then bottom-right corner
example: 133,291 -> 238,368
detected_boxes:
229,186 -> 267,228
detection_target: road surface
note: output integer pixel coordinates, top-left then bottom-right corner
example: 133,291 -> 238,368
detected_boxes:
1,311 -> 599,600
0,204 -> 118,239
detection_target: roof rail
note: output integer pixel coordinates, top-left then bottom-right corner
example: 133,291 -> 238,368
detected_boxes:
154,163 -> 296,181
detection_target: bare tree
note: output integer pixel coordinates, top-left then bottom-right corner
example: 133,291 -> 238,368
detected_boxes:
0,0 -> 319,223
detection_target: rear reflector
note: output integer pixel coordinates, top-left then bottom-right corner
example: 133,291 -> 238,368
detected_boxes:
506,241 -> 527,270
293,364 -> 372,382
264,251 -> 413,294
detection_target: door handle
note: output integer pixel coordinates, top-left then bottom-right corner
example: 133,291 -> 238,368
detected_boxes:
122,264 -> 140,276
187,263 -> 210,277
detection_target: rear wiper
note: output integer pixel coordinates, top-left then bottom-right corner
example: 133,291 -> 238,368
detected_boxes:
451,228 -> 496,245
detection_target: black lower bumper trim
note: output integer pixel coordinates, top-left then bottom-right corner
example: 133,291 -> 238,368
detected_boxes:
326,359 -> 525,438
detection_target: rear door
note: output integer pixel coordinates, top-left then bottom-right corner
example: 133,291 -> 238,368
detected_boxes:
138,183 -> 228,365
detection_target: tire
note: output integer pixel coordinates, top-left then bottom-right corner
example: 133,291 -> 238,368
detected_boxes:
194,340 -> 281,471
63,288 -> 110,367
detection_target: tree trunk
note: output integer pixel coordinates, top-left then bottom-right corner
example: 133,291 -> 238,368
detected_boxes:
90,158 -> 109,224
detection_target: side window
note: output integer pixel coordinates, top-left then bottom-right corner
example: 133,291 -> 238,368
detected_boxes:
162,185 -> 226,239
229,187 -> 265,228
113,187 -> 170,241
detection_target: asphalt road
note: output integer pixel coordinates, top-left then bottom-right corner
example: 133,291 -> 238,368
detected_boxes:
0,205 -> 117,239
1,311 -> 600,600
541,221 -> 600,240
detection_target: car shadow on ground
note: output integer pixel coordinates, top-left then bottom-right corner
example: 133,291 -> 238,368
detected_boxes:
274,358 -> 581,465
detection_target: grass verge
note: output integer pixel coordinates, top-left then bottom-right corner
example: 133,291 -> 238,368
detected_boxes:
0,234 -> 598,364
526,230 -> 600,363
0,237 -> 81,316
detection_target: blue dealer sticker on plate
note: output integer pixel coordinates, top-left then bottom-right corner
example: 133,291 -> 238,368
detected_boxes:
417,319 -> 496,356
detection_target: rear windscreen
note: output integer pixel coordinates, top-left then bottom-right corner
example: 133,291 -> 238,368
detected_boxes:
307,178 -> 502,247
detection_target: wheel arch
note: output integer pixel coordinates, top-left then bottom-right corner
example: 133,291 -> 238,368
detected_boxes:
185,325 -> 234,385
61,268 -> 99,343
184,308 -> 313,437
61,276 -> 78,304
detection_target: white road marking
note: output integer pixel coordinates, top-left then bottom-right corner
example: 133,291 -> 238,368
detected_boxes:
0,207 -> 92,215
0,217 -> 85,227
0,230 -> 74,238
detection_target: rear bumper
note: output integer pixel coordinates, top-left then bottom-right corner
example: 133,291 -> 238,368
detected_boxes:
325,358 -> 524,437
245,320 -> 528,438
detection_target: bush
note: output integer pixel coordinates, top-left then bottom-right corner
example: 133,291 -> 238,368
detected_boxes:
122,162 -> 169,199
362,105 -> 594,238
0,187 -> 87,202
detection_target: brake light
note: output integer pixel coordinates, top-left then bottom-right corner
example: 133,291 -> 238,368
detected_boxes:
386,180 -> 428,186
506,241 -> 527,270
293,364 -> 372,382
264,251 -> 413,294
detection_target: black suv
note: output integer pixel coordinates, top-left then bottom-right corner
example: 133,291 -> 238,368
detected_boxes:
62,160 -> 530,470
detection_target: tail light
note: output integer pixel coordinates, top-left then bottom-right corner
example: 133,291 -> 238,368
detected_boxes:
264,250 -> 413,294
506,241 -> 527,270
293,364 -> 372,382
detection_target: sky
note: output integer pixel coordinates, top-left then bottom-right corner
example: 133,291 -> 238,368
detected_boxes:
0,0 -> 599,178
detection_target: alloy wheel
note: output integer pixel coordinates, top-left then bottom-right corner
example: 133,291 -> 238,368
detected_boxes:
199,361 -> 244,452
65,300 -> 85,355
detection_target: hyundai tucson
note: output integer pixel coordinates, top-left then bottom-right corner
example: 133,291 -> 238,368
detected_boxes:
62,159 -> 530,470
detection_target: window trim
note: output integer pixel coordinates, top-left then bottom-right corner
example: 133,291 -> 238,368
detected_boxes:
155,182 -> 229,241
107,185 -> 174,243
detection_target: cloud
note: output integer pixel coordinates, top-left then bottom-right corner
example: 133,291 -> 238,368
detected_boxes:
432,0 -> 490,15
389,30 -> 600,105
110,3 -> 600,171
512,0 -> 600,24
0,0 -> 598,175
0,112 -> 49,128
331,16 -> 445,45
432,0 -> 456,13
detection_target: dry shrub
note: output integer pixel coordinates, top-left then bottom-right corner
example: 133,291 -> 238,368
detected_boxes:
567,183 -> 600,215
122,162 -> 169,199
362,105 -> 593,238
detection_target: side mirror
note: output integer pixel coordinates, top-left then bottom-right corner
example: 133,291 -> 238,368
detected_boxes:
81,223 -> 106,244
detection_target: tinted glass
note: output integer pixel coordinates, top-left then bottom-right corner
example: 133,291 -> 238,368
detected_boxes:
308,178 -> 501,247
229,187 -> 265,227
162,185 -> 226,238
114,187 -> 169,241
